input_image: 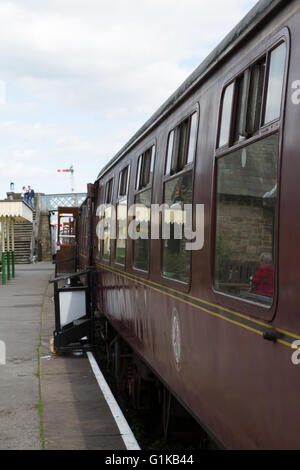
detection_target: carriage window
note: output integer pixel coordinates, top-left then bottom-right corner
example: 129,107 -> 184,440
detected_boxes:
214,40 -> 286,305
103,205 -> 112,261
165,112 -> 198,175
119,166 -> 129,197
58,214 -> 76,246
103,178 -> 114,260
96,186 -> 103,259
133,146 -> 155,270
214,134 -> 278,305
136,156 -> 142,189
141,148 -> 152,187
218,83 -> 234,148
187,112 -> 198,164
246,59 -> 266,135
136,146 -> 155,190
105,178 -> 113,203
264,42 -> 286,124
116,198 -> 127,265
176,119 -> 189,172
233,59 -> 266,142
219,41 -> 286,149
233,74 -> 247,143
165,131 -> 174,176
220,62 -> 266,147
133,189 -> 151,271
162,172 -> 193,283
116,167 -> 129,265
150,145 -> 155,174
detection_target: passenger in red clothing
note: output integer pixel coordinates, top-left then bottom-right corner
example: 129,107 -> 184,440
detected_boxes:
252,253 -> 274,297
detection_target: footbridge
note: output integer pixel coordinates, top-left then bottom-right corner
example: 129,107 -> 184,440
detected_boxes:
0,192 -> 86,282
40,193 -> 87,211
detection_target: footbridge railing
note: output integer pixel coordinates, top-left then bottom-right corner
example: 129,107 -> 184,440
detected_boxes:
40,193 -> 87,211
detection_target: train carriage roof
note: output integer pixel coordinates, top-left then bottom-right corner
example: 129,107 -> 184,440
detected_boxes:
96,0 -> 285,181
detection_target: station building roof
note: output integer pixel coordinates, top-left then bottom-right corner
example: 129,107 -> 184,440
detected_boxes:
0,200 -> 33,223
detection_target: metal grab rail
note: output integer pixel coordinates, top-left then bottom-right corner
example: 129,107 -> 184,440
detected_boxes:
50,268 -> 93,283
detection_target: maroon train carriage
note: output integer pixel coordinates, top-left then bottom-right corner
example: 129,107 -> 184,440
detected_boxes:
77,0 -> 300,449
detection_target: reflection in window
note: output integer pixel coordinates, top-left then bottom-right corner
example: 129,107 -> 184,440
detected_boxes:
264,42 -> 286,124
187,112 -> 198,164
218,82 -> 234,147
214,134 -> 278,305
165,131 -> 174,176
116,198 -> 127,265
133,189 -> 151,271
102,178 -> 114,261
136,156 -> 142,190
58,214 -> 76,246
103,206 -> 112,261
163,172 -> 193,283
96,186 -> 104,259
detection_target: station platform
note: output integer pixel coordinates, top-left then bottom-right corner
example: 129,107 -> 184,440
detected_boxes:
0,263 -> 127,450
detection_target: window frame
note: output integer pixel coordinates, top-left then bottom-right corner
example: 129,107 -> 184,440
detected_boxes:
136,145 -> 156,192
118,166 -> 129,198
217,81 -> 235,149
212,29 -> 289,320
262,41 -> 287,127
101,176 -> 115,263
216,36 -> 288,155
114,163 -> 131,267
132,143 -> 157,274
94,180 -> 102,262
105,177 -> 114,204
161,105 -> 199,290
164,110 -> 199,177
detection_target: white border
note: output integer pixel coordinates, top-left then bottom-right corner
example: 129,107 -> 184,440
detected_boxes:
87,351 -> 141,450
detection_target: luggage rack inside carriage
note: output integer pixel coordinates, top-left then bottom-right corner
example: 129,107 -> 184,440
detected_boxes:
50,269 -> 96,353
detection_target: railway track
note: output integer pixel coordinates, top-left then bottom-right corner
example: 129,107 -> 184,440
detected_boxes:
91,331 -> 218,450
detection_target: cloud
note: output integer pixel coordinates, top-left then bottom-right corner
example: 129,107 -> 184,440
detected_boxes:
0,0 -> 258,198
11,149 -> 37,161
0,0 -> 257,116
0,81 -> 6,104
0,161 -> 51,176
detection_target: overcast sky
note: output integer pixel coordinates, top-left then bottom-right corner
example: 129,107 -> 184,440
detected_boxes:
0,0 -> 257,198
